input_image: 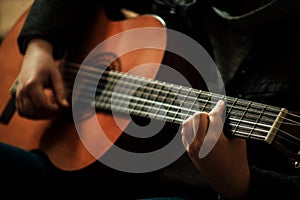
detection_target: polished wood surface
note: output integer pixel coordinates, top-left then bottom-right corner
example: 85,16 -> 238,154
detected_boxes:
0,7 -> 166,170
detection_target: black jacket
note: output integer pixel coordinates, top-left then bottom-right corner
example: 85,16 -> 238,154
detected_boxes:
17,0 -> 300,199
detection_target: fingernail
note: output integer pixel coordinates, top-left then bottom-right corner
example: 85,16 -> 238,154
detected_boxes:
62,99 -> 69,107
217,100 -> 224,106
182,135 -> 189,150
192,114 -> 199,136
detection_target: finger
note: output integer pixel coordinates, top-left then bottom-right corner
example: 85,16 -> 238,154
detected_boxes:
29,83 -> 59,114
198,100 -> 226,158
188,112 -> 209,157
210,100 -> 226,117
51,67 -> 69,107
16,92 -> 36,118
181,112 -> 209,153
181,115 -> 194,150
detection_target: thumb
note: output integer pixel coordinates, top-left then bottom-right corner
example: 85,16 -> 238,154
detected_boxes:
51,67 -> 69,107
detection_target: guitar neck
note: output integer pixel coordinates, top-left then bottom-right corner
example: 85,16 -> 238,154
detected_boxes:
66,61 -> 288,144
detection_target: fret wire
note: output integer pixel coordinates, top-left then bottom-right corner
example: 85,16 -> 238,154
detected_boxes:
158,84 -> 176,120
116,73 -> 141,113
165,85 -> 183,122
229,119 -> 269,140
146,81 -> 168,119
233,110 -> 277,124
139,84 -> 153,115
149,80 -> 165,120
102,72 -> 120,107
248,104 -> 267,137
226,98 -> 238,119
177,87 -> 193,120
227,111 -> 275,127
183,89 -> 202,121
201,92 -> 211,112
96,76 -> 115,109
225,129 -> 267,141
105,72 -> 129,107
121,73 -> 146,115
146,82 -> 162,119
156,81 -> 172,121
231,101 -> 252,137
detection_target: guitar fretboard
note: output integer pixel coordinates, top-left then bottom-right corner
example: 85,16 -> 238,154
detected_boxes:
65,62 -> 287,144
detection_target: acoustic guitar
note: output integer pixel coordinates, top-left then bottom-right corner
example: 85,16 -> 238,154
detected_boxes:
0,6 -> 299,171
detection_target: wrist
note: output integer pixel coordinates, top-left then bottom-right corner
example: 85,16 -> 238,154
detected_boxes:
26,38 -> 65,60
26,38 -> 53,56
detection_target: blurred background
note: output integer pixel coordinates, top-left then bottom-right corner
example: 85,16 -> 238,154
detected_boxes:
0,0 -> 33,43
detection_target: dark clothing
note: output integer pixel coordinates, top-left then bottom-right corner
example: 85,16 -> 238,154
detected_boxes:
8,0 -> 300,199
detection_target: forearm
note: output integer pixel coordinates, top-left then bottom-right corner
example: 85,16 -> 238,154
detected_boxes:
17,0 -> 99,59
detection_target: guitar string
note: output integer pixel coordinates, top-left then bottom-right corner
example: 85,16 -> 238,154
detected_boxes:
62,62 -> 300,141
63,69 -> 295,148
65,74 -> 276,141
107,67 -> 300,126
63,62 -> 292,131
65,68 -> 277,132
64,64 -> 281,124
62,61 -> 296,133
104,69 -> 300,127
75,89 -> 300,147
64,62 -> 282,119
74,80 -> 275,131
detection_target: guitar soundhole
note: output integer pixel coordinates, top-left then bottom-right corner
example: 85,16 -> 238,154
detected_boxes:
86,52 -> 122,72
88,52 -> 122,107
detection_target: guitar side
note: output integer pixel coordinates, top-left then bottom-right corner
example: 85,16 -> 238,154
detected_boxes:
0,7 -> 167,170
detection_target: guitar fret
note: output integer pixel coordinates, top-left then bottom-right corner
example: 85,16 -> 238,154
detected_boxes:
201,92 -> 212,112
96,79 -> 111,109
146,82 -> 162,118
164,85 -> 182,123
176,87 -> 192,120
182,89 -> 199,120
247,104 -> 267,138
155,82 -> 173,121
115,74 -> 132,111
149,81 -> 166,120
226,97 -> 238,119
231,100 -> 252,138
128,79 -> 146,116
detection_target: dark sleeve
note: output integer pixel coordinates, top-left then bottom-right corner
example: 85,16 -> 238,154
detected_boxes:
245,166 -> 300,199
17,0 -> 99,59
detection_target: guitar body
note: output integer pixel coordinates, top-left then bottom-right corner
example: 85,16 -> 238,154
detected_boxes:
0,7 -> 167,170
